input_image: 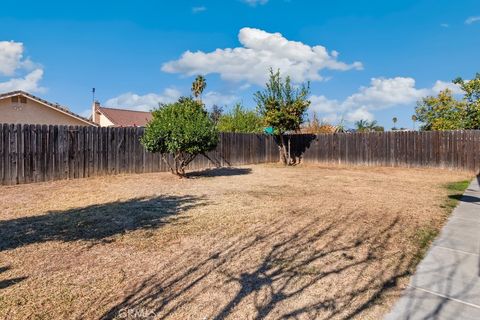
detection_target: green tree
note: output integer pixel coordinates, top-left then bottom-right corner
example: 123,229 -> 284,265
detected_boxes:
415,89 -> 465,130
453,73 -> 480,129
392,117 -> 398,130
217,103 -> 263,133
415,73 -> 480,130
454,73 -> 480,103
141,97 -> 218,177
355,119 -> 382,132
254,69 -> 311,165
191,75 -> 207,101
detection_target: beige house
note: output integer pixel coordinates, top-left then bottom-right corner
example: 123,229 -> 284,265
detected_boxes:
92,101 -> 152,127
0,91 -> 95,126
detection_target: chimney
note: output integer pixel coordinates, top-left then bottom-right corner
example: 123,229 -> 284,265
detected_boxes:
92,100 -> 101,124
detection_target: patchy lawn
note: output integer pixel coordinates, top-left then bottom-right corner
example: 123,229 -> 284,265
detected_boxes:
0,164 -> 472,319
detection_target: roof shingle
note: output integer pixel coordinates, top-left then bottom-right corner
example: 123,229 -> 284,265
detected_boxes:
98,107 -> 152,127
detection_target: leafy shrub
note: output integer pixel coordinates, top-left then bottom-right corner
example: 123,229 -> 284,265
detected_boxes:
141,97 -> 218,177
217,103 -> 264,133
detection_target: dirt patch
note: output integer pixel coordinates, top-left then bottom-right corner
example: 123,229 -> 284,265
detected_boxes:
0,164 -> 471,319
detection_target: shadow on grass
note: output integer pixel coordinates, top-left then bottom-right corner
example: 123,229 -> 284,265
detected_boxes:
0,276 -> 28,290
100,214 -> 420,320
187,167 -> 252,178
0,195 -> 204,252
0,265 -> 27,290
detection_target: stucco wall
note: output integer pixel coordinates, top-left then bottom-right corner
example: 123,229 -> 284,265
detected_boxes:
0,97 -> 91,126
98,113 -> 114,127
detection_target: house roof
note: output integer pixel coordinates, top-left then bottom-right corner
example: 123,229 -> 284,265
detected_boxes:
0,90 -> 96,126
97,106 -> 153,127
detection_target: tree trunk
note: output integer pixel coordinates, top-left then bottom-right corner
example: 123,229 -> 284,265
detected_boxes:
162,153 -> 187,178
277,134 -> 289,165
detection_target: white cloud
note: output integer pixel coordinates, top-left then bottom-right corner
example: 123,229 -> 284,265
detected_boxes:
309,95 -> 340,114
0,41 -> 27,76
242,0 -> 268,6
0,40 -> 44,93
342,77 -> 429,111
105,88 -> 181,111
465,16 -> 480,24
308,77 -> 459,124
0,69 -> 45,93
239,83 -> 252,90
162,27 -> 362,85
202,91 -> 238,107
432,80 -> 463,95
80,108 -> 92,118
105,89 -> 238,111
316,112 -> 340,124
192,6 -> 206,13
440,23 -> 449,28
0,41 -> 38,76
345,107 -> 374,123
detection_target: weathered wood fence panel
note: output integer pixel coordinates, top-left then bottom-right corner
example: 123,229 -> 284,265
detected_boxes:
0,125 -> 279,185
1,126 -> 479,185
290,130 -> 480,173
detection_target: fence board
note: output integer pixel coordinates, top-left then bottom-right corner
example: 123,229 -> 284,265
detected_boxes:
0,125 -> 280,185
296,130 -> 480,173
0,125 -> 479,185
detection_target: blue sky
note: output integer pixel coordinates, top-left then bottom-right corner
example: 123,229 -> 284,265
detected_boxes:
0,0 -> 479,129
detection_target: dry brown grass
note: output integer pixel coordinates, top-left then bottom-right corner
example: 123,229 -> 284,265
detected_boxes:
0,164 -> 472,320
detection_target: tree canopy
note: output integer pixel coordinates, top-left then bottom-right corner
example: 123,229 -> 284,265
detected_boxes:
191,75 -> 207,101
415,73 -> 480,130
254,69 -> 311,164
141,97 -> 218,177
217,103 -> 264,133
255,69 -> 310,135
354,120 -> 384,132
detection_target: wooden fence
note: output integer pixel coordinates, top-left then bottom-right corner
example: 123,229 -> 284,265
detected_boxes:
1,125 -> 479,185
289,130 -> 480,173
0,124 -> 279,185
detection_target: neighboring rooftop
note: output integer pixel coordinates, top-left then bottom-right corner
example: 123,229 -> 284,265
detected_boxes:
0,90 -> 96,126
97,106 -> 153,127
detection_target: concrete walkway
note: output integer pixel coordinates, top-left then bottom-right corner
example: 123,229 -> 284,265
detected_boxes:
386,176 -> 480,320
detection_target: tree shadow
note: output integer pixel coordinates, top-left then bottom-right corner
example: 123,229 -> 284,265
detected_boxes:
0,195 -> 204,252
187,167 -> 252,178
0,265 -> 27,290
0,276 -> 28,290
448,194 -> 480,204
0,266 -> 10,273
285,134 -> 317,164
100,214 -> 418,319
